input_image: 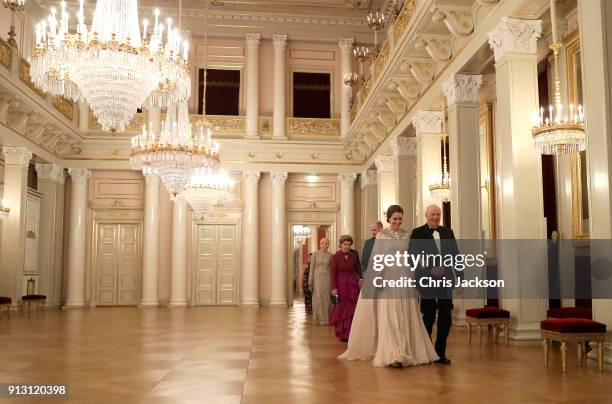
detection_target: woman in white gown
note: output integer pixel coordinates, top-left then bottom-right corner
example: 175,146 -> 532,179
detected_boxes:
338,205 -> 439,368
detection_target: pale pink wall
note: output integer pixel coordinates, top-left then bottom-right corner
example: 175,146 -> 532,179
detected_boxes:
258,173 -> 272,304
157,187 -> 173,304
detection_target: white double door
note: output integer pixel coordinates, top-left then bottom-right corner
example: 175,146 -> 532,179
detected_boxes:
193,223 -> 239,305
95,223 -> 141,306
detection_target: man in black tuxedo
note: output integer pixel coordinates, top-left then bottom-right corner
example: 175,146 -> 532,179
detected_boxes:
360,221 -> 383,277
408,204 -> 461,365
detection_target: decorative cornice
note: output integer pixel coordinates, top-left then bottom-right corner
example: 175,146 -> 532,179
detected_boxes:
411,110 -> 443,134
171,10 -> 368,27
271,172 -> 288,186
338,37 -> 355,50
390,137 -> 417,157
414,35 -> 452,62
374,155 -> 395,172
244,170 -> 261,186
245,33 -> 261,47
430,4 -> 474,37
272,34 -> 288,50
338,173 -> 358,187
1,146 -> 32,166
488,18 -> 542,63
443,74 -> 483,105
35,163 -> 63,182
67,168 -> 91,184
361,170 -> 377,188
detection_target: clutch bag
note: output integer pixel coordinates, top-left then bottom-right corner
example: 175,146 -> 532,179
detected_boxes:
330,294 -> 339,305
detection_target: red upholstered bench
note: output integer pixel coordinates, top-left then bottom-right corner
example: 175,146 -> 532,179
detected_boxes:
541,318 -> 606,372
0,297 -> 11,318
466,307 -> 511,346
547,306 -> 592,320
21,295 -> 46,313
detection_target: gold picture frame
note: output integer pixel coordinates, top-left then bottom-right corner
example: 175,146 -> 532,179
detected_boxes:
565,30 -> 590,239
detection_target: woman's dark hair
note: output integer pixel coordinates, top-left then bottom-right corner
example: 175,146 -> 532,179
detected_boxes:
386,205 -> 404,223
339,234 -> 354,245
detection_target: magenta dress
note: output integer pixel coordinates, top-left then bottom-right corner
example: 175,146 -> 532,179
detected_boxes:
330,250 -> 361,340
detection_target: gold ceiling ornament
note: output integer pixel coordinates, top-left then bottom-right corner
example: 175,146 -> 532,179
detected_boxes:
247,151 -> 256,159
275,152 -> 284,159
531,0 -> 585,155
345,152 -> 353,160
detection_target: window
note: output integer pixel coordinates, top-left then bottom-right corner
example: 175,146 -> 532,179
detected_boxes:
198,68 -> 240,115
292,72 -> 331,118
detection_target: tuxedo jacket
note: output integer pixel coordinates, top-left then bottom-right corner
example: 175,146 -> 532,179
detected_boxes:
408,224 -> 461,297
360,236 -> 376,278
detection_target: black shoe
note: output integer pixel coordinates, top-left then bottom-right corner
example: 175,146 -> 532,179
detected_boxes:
434,357 -> 451,365
390,361 -> 403,368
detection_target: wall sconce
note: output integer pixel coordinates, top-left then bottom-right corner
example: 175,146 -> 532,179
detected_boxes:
0,199 -> 10,220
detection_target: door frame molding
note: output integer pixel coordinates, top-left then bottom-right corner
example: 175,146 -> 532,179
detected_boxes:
90,209 -> 144,307
191,216 -> 242,306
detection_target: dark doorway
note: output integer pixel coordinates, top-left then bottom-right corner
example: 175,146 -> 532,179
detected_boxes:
198,69 -> 240,115
292,72 -> 331,118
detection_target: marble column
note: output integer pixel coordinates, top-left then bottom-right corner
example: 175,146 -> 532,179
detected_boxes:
78,99 -> 88,132
412,110 -> 444,220
35,164 -> 64,309
360,170 -> 378,244
488,18 -> 547,340
338,174 -> 357,238
0,147 -> 32,308
245,33 -> 261,139
339,37 -> 355,138
443,74 -> 483,238
270,172 -> 288,306
374,155 -> 396,222
141,174 -> 160,307
272,34 -> 288,140
390,137 -> 418,231
241,171 -> 261,306
309,226 -> 318,253
579,0 -> 612,365
65,168 -> 91,308
169,196 -> 188,307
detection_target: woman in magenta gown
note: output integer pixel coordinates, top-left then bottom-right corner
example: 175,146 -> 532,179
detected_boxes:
330,235 -> 361,341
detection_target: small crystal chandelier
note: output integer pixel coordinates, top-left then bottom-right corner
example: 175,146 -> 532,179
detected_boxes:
429,134 -> 450,202
31,0 -> 191,133
531,0 -> 585,155
367,10 -> 385,54
182,168 -> 235,220
3,0 -> 26,48
130,106 -> 220,197
0,199 -> 10,220
292,225 -> 311,249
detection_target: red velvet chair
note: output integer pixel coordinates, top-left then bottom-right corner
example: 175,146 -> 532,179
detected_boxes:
547,306 -> 592,320
466,307 -> 511,346
21,295 -> 46,312
0,297 -> 11,318
541,318 -> 606,372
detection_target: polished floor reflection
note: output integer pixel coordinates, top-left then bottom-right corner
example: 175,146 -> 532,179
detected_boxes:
1,302 -> 611,403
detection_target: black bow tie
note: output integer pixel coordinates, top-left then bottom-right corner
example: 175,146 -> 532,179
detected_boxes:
429,227 -> 439,234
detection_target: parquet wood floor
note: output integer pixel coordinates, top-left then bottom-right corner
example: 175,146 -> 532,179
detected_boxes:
1,301 -> 611,403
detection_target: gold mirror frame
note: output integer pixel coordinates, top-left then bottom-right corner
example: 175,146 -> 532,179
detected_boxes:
565,30 -> 590,239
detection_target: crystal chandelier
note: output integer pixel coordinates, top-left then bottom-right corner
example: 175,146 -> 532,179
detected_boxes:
367,10 -> 385,54
531,0 -> 585,155
130,106 -> 220,197
182,168 -> 235,220
292,225 -> 311,249
3,0 -> 26,48
31,0 -> 191,133
429,134 -> 450,202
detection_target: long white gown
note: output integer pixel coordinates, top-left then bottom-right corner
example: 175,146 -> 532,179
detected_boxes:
338,228 -> 439,367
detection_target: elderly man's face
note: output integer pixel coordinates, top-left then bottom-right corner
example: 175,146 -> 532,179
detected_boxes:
426,206 -> 442,229
370,224 -> 381,237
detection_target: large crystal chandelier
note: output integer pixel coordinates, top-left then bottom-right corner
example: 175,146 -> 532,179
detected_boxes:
130,105 -> 220,197
182,168 -> 235,220
531,0 -> 585,155
429,134 -> 450,202
31,0 -> 191,133
292,225 -> 311,250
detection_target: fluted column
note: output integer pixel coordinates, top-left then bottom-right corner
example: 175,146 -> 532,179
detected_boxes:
78,99 -> 88,132
338,174 -> 357,237
412,110 -> 444,220
488,18 -> 546,340
339,37 -> 355,138
242,171 -> 261,306
35,164 -> 64,309
141,174 -> 160,307
272,34 -> 288,140
0,147 -> 32,308
360,170 -> 378,244
245,33 -> 261,139
390,137 -> 417,230
443,74 -> 483,238
270,172 -> 288,306
169,196 -> 189,307
65,168 -> 91,308
374,155 -> 396,222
